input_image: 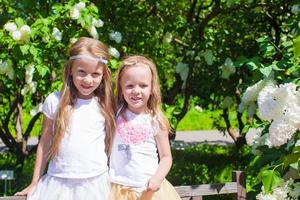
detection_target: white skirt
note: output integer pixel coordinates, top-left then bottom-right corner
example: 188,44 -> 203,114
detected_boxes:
27,172 -> 110,200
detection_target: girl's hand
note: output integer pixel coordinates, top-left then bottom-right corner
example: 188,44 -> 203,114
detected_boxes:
15,183 -> 37,196
146,177 -> 162,192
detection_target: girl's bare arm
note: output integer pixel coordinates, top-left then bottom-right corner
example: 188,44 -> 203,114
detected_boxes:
15,115 -> 53,196
147,130 -> 172,191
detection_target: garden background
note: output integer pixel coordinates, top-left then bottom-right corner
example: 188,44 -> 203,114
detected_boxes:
0,0 -> 300,199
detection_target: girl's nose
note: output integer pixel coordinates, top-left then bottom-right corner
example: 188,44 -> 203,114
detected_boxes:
83,75 -> 93,84
133,86 -> 140,94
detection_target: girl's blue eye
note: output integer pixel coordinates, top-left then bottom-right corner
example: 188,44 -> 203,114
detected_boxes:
92,73 -> 101,78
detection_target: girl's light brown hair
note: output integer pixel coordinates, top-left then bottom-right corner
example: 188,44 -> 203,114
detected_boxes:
50,37 -> 115,157
116,55 -> 170,132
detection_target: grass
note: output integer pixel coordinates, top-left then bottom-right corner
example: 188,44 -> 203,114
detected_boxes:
176,108 -> 239,131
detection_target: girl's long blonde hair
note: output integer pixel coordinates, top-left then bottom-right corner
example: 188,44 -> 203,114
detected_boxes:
116,55 -> 170,132
50,37 -> 115,157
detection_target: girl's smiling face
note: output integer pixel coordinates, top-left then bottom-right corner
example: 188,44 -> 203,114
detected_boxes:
120,65 -> 152,114
71,59 -> 104,99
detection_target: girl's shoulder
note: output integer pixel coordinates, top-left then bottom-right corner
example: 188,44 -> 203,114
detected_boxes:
44,91 -> 61,103
42,91 -> 61,119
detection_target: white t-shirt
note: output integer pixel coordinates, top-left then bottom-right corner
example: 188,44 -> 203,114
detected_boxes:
109,109 -> 160,188
42,91 -> 108,178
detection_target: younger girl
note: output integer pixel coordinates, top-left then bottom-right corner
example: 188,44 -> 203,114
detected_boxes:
15,37 -> 115,200
109,55 -> 181,199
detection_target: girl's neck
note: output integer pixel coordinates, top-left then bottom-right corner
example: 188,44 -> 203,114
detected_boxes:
126,107 -> 150,115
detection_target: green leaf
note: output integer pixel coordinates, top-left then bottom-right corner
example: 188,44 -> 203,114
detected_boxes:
175,62 -> 189,82
15,17 -> 25,27
283,152 -> 300,168
36,65 -> 49,77
259,66 -> 272,77
234,56 -> 248,68
19,45 -> 30,55
109,59 -> 120,70
29,46 -> 38,57
259,170 -> 282,193
246,61 -> 258,71
204,50 -> 213,65
293,35 -> 300,58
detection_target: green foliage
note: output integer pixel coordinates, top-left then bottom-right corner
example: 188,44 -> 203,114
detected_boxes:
168,145 -> 252,185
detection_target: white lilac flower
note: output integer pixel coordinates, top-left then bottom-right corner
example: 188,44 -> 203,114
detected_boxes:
256,192 -> 276,200
289,182 -> 300,199
221,58 -> 236,79
258,83 -> 300,121
238,80 -> 270,113
19,25 -> 31,42
295,140 -> 300,146
247,102 -> 257,117
75,2 -> 86,10
89,26 -> 98,39
268,118 -> 298,147
242,80 -> 268,104
272,186 -> 289,199
291,5 -> 300,13
25,64 -> 35,83
108,47 -> 120,58
20,25 -> 31,34
4,22 -> 17,33
11,30 -> 21,41
92,18 -> 104,28
0,60 -> 14,79
0,60 -> 9,74
70,37 -> 78,44
42,35 -> 50,43
257,85 -> 282,121
163,32 -> 173,43
21,82 -> 37,96
194,105 -> 203,112
52,27 -> 62,41
30,103 -> 43,116
109,31 -> 122,43
251,131 -> 271,154
70,8 -> 80,19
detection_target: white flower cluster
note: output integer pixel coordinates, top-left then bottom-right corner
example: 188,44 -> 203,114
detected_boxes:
70,2 -> 86,20
88,18 -> 104,39
251,130 -> 271,155
30,103 -> 43,116
163,32 -> 173,44
0,59 -> 14,79
238,80 -> 271,117
52,27 -> 62,41
4,22 -> 31,42
108,46 -> 120,58
257,83 -> 300,147
21,64 -> 37,95
221,58 -> 236,79
109,31 -> 122,43
256,179 -> 299,200
70,2 -> 104,40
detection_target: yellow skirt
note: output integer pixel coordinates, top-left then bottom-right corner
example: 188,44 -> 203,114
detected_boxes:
109,180 -> 181,200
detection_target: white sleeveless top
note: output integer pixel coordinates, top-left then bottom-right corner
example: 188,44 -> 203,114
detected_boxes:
42,92 -> 108,178
109,109 -> 160,187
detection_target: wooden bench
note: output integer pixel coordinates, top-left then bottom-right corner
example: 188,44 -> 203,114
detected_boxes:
0,171 -> 246,200
174,171 -> 246,200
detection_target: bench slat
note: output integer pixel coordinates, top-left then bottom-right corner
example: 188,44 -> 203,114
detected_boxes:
175,182 -> 238,197
0,197 -> 25,200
